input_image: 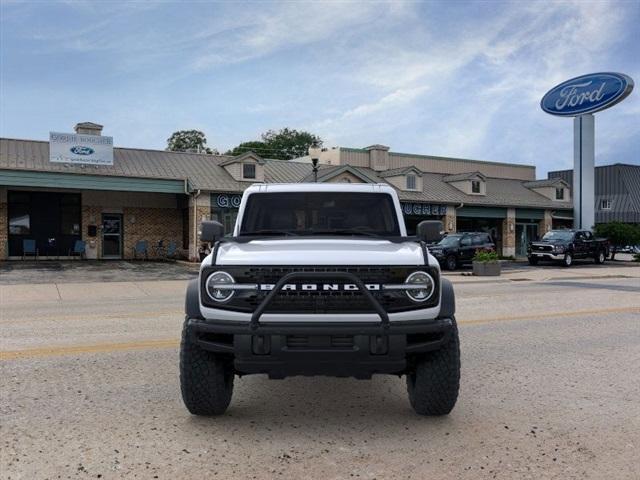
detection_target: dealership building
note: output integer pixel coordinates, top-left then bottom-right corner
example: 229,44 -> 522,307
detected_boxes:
1,123 -> 576,261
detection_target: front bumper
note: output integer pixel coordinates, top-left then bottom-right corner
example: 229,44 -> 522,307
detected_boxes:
186,316 -> 453,378
528,251 -> 564,260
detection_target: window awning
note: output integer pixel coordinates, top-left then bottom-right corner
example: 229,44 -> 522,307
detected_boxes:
0,169 -> 187,194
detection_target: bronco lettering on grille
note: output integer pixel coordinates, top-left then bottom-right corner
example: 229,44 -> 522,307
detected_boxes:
259,284 -> 381,291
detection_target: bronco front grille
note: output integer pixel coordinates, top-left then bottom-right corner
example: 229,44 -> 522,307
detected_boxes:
200,265 -> 440,314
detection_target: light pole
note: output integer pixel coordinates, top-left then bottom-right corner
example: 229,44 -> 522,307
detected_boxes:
308,144 -> 321,183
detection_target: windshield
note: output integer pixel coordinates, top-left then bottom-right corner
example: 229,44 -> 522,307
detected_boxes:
239,192 -> 401,236
437,235 -> 461,247
542,231 -> 574,241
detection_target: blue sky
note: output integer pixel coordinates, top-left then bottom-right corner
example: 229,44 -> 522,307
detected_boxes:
1,0 -> 638,176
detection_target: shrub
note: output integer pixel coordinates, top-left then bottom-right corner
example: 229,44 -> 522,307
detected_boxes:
473,250 -> 499,262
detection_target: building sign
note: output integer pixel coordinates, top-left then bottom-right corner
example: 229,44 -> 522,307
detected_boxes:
401,202 -> 447,216
49,132 -> 114,165
215,194 -> 242,209
540,72 -> 634,230
540,72 -> 634,117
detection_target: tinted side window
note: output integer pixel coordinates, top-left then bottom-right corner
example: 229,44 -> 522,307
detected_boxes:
472,235 -> 483,246
460,236 -> 472,247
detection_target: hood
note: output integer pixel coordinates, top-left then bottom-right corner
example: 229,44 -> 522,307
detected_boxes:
213,238 -> 426,266
531,239 -> 568,246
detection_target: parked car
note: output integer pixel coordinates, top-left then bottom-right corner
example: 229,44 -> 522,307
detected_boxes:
527,230 -> 609,267
429,232 -> 495,270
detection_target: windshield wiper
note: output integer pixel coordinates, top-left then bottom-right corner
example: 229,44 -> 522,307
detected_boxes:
240,229 -> 299,236
308,228 -> 384,238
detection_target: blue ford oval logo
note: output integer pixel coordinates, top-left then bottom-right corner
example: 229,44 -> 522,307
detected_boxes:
70,146 -> 95,155
541,72 -> 633,116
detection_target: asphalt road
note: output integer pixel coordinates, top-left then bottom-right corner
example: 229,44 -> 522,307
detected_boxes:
2,272 -> 639,479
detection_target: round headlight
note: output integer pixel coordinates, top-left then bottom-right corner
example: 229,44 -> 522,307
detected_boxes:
405,271 -> 435,302
206,271 -> 235,302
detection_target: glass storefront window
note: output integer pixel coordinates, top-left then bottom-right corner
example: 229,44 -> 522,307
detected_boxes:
61,206 -> 81,234
9,209 -> 30,234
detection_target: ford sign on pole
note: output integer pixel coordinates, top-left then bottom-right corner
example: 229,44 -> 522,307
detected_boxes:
541,72 -> 634,116
541,72 -> 634,230
49,132 -> 114,166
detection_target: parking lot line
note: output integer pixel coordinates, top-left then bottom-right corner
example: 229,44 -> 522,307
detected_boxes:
458,305 -> 640,325
0,309 -> 184,325
0,339 -> 179,360
2,306 -> 639,361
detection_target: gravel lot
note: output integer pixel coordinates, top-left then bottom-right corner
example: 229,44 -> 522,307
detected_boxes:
1,264 -> 639,479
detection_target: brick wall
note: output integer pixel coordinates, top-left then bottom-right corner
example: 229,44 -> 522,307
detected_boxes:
123,207 -> 183,260
81,205 -> 103,259
444,205 -> 457,233
539,210 -> 553,237
188,205 -> 211,261
501,208 -> 516,257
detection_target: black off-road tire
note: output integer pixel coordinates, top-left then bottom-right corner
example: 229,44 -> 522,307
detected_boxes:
406,317 -> 460,416
594,250 -> 606,264
562,252 -> 573,267
528,256 -> 539,266
445,255 -> 457,271
180,321 -> 234,416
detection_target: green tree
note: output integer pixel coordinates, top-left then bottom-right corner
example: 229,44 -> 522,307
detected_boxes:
167,130 -> 216,154
260,128 -> 322,160
226,128 -> 322,160
594,222 -> 640,260
225,141 -> 268,157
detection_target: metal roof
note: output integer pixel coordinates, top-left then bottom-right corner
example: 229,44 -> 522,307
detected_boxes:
377,166 -> 422,178
523,178 -> 567,188
443,171 -> 486,182
1,137 -> 573,210
549,164 -> 640,222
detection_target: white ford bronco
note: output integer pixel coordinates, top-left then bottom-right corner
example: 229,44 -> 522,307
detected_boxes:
181,183 -> 460,416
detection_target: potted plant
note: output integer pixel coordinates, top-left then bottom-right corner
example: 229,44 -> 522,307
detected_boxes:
472,250 -> 501,276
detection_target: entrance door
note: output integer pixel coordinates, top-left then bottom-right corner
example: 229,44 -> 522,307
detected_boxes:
102,214 -> 123,259
516,223 -> 538,257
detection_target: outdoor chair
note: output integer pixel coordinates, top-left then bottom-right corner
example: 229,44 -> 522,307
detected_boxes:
153,239 -> 166,258
68,240 -> 86,260
22,239 -> 38,261
133,240 -> 149,260
165,240 -> 177,259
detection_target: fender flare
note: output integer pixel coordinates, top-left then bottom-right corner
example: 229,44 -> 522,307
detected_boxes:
438,277 -> 456,318
185,278 -> 203,319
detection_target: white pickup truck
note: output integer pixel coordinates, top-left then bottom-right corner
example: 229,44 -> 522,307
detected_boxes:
181,183 -> 459,416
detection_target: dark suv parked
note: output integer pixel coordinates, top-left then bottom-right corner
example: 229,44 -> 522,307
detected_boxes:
430,232 -> 496,270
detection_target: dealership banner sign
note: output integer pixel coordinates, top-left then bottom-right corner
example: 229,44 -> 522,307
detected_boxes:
49,132 -> 114,165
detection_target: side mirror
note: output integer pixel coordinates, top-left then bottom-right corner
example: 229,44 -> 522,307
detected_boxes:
200,221 -> 224,243
416,220 -> 444,244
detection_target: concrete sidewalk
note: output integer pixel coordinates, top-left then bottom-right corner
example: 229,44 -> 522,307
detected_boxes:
0,279 -> 188,306
1,263 -> 637,307
443,261 -> 640,283
0,260 -> 198,285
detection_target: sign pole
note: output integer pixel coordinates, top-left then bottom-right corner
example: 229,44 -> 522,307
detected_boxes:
572,114 -> 595,229
540,72 -> 633,231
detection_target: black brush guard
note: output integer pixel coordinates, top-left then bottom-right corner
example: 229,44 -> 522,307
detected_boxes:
249,271 -> 390,331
